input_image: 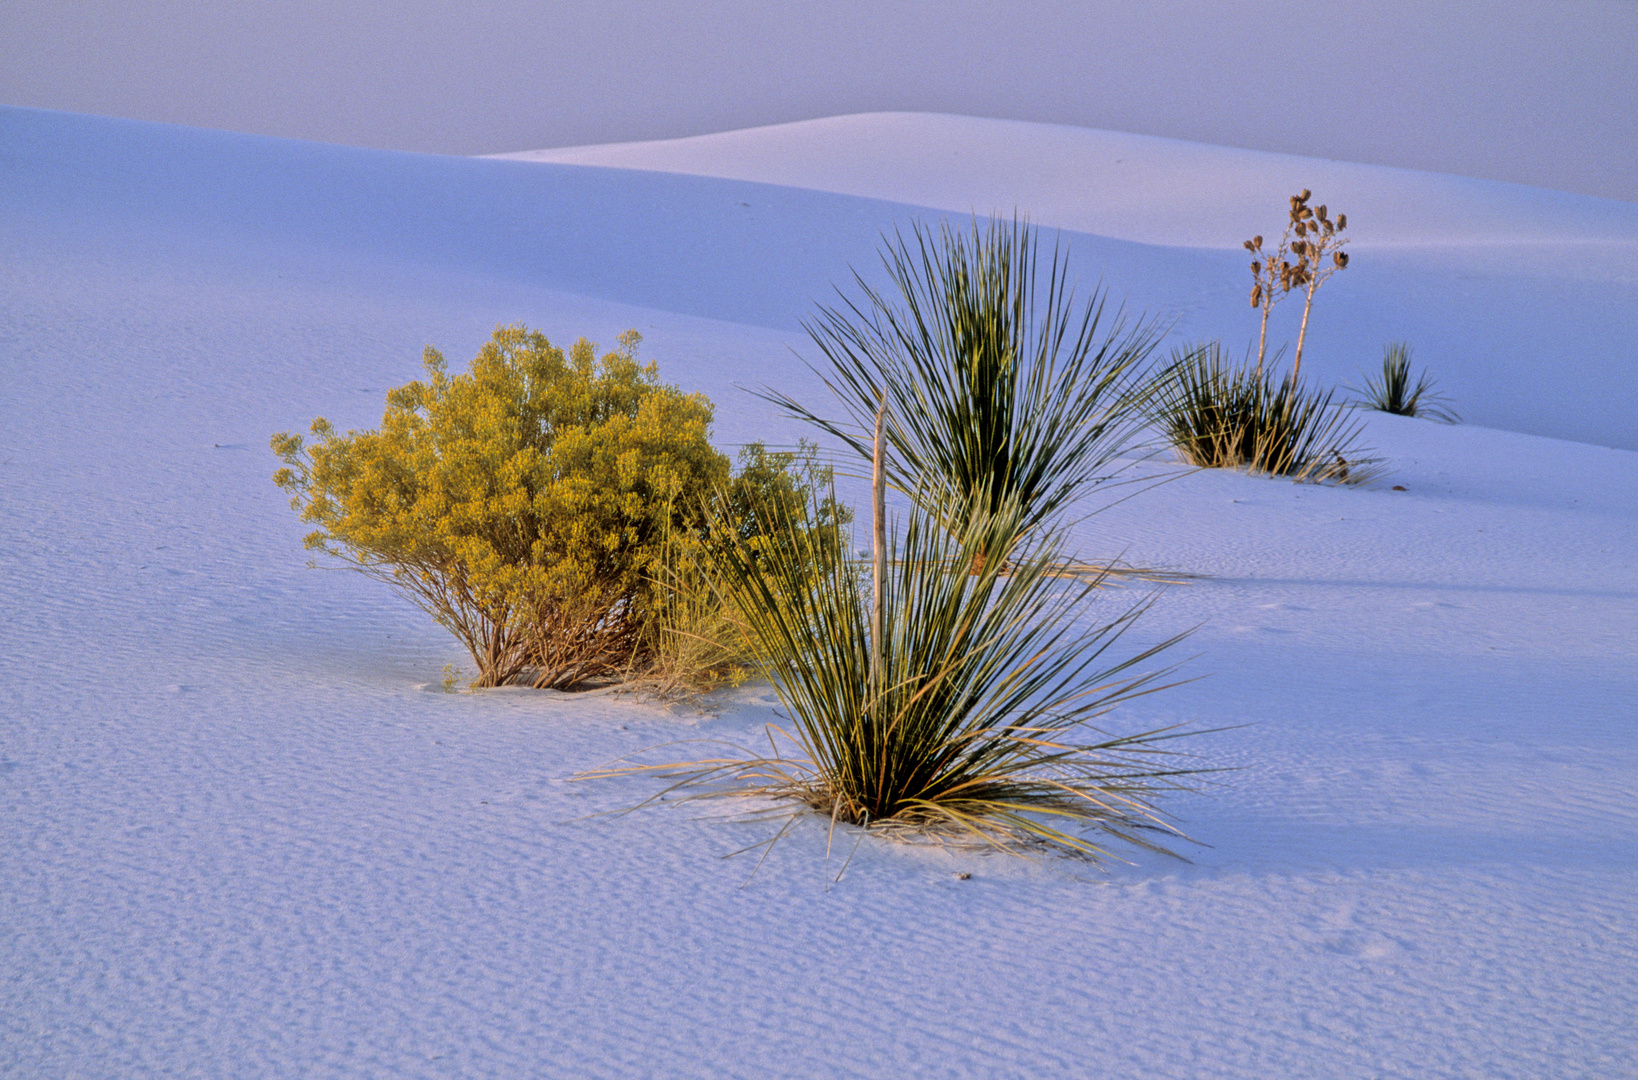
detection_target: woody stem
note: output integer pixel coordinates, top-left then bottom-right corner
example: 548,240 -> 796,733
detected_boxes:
868,393 -> 887,706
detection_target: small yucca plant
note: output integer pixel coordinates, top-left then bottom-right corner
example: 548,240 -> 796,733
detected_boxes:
1353,342 -> 1460,423
641,442 -> 852,695
1151,342 -> 1374,483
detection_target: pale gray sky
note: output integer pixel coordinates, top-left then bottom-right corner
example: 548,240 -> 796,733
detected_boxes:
4,0 -> 1635,202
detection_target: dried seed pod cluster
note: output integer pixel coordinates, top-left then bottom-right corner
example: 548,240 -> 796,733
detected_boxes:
1244,189 -> 1352,378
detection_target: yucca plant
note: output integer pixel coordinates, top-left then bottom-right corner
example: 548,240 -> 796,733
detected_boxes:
1354,342 -> 1460,422
586,222 -> 1206,866
592,482 -> 1202,863
767,216 -> 1163,565
1151,342 -> 1374,483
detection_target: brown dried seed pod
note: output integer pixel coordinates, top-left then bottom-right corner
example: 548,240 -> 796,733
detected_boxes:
1250,260 -> 1261,274
1300,188 -> 1311,201
1337,213 -> 1347,230
1295,222 -> 1308,237
1251,285 -> 1262,307
1334,251 -> 1349,268
1244,239 -> 1256,252
1317,204 -> 1328,220
1254,234 -> 1263,248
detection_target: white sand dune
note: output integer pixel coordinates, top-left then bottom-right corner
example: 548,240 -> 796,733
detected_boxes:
2,106 -> 1635,1079
510,110 -> 1636,456
495,111 -> 1638,251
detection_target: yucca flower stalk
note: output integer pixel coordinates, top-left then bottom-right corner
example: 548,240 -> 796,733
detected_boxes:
1285,191 -> 1349,378
1244,190 -> 1350,380
1243,230 -> 1293,382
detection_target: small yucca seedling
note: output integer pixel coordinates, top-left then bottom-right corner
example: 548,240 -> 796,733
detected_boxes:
1353,342 -> 1460,423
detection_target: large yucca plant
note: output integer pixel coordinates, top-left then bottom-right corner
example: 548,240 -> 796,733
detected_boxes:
1353,342 -> 1460,423
595,485 -> 1202,863
586,221 -> 1204,867
768,216 -> 1163,559
1151,342 -> 1375,483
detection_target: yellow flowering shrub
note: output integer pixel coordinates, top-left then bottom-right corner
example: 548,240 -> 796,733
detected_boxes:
273,325 -> 729,688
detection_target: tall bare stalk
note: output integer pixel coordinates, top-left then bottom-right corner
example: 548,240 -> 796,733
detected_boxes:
869,394 -> 887,703
1287,192 -> 1349,377
1243,229 -> 1293,382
